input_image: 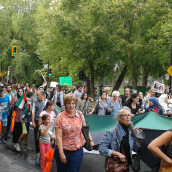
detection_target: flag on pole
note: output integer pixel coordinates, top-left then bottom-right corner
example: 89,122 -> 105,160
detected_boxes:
40,71 -> 47,86
15,93 -> 27,109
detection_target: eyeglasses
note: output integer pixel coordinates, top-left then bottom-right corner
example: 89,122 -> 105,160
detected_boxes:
120,114 -> 132,118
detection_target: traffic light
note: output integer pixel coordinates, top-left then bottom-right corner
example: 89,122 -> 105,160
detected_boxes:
47,68 -> 52,77
79,71 -> 86,80
48,68 -> 52,76
12,46 -> 18,56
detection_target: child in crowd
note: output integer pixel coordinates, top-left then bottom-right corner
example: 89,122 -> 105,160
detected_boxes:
39,114 -> 55,172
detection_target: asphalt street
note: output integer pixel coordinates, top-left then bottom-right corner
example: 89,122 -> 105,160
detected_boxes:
0,127 -> 151,172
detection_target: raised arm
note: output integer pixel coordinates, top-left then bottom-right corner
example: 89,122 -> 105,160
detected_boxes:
148,131 -> 172,164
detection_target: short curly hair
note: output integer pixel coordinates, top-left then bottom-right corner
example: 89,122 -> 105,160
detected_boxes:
64,94 -> 77,107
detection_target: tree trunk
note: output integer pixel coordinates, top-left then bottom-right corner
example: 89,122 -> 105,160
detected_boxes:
89,62 -> 94,99
127,50 -> 137,90
142,66 -> 149,86
113,65 -> 127,91
86,77 -> 91,95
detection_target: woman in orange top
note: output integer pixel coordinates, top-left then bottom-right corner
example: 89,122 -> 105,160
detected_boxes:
54,94 -> 94,172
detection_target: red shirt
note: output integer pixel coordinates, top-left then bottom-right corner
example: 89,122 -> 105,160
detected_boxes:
151,106 -> 158,113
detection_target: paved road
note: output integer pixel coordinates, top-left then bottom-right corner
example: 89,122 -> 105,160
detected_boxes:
0,127 -> 151,172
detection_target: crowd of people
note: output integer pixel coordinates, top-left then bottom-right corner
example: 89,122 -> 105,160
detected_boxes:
0,82 -> 172,172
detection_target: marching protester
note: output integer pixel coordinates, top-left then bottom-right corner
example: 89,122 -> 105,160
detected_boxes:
49,87 -> 56,100
144,88 -> 156,108
5,84 -> 15,140
99,106 -> 139,169
38,100 -> 56,126
145,97 -> 163,115
10,88 -> 23,145
12,84 -> 17,95
108,91 -> 122,116
54,94 -> 94,172
0,87 -> 10,143
138,92 -> 146,112
53,84 -> 65,108
121,88 -> 130,106
124,93 -> 143,117
24,83 -> 29,91
73,86 -> 82,100
39,114 -> 56,172
104,87 -> 111,101
30,84 -> 36,93
148,130 -> 172,171
15,92 -> 33,152
91,91 -> 110,116
158,94 -> 169,116
72,85 -> 78,93
32,91 -> 48,164
25,86 -> 30,94
16,83 -> 21,90
76,92 -> 90,115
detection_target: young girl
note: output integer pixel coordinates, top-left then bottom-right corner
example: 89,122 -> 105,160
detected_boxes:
38,101 -> 56,126
39,115 -> 55,172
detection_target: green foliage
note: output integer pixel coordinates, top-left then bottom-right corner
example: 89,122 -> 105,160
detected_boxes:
0,0 -> 172,89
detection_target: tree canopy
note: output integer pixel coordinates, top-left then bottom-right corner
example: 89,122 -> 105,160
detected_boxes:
0,0 -> 171,93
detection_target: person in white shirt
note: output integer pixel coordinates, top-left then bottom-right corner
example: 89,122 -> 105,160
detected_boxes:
104,87 -> 111,101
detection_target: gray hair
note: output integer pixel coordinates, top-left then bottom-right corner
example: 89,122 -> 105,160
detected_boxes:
125,88 -> 130,91
115,106 -> 131,119
112,91 -> 120,97
104,87 -> 110,91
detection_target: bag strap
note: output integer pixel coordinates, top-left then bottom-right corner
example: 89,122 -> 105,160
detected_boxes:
77,110 -> 83,127
115,128 -> 125,155
82,101 -> 86,112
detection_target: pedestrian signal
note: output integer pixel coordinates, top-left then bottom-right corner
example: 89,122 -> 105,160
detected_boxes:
12,46 -> 18,56
47,68 -> 52,76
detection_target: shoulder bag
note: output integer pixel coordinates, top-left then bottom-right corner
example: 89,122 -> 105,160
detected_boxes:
159,140 -> 172,172
77,111 -> 91,151
105,128 -> 129,172
93,99 -> 99,115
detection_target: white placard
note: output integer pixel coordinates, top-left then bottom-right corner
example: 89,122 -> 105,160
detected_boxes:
50,81 -> 59,88
153,81 -> 164,93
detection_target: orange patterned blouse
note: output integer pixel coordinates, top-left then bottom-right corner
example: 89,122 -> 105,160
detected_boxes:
55,110 -> 86,151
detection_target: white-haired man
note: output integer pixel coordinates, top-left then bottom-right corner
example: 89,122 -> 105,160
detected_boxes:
104,87 -> 111,101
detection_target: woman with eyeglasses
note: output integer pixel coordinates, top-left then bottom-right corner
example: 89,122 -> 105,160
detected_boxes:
99,106 -> 140,168
108,91 -> 122,116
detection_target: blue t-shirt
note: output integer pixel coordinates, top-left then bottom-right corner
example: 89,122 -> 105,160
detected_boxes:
109,99 -> 122,116
0,95 -> 10,117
